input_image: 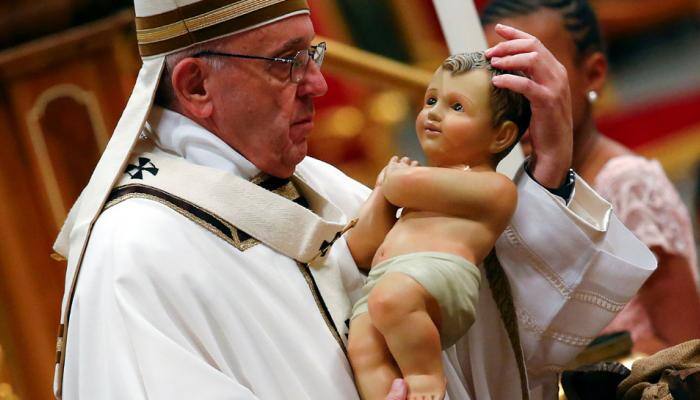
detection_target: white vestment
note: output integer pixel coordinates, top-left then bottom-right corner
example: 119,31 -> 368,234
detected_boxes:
61,107 -> 655,399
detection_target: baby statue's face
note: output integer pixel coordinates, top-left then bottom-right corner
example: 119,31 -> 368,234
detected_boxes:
416,67 -> 498,167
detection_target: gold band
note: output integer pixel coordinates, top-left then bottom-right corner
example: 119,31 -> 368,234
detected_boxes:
135,0 -> 309,57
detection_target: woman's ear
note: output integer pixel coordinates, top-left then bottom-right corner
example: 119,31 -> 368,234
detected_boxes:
170,58 -> 214,119
582,51 -> 608,95
490,120 -> 519,155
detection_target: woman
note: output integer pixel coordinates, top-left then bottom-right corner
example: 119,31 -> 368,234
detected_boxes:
482,0 -> 700,354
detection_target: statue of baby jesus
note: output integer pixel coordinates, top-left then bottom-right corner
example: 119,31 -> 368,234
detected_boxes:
345,51 -> 531,400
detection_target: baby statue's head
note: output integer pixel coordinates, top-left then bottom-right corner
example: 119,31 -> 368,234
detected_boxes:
417,51 -> 531,168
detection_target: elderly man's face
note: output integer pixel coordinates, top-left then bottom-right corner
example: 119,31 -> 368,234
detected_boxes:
208,15 -> 327,178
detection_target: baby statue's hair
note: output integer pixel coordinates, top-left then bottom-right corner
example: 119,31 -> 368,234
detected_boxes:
443,51 -> 492,72
442,51 -> 531,161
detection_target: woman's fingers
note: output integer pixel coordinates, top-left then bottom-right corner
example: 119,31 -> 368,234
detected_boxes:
490,52 -> 562,84
490,53 -> 539,74
485,39 -> 538,58
486,24 -> 564,84
492,74 -> 549,105
493,23 -> 536,41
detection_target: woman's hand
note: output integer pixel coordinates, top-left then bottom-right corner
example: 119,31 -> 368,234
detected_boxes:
486,24 -> 573,188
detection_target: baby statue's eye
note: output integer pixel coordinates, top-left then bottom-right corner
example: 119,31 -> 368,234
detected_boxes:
426,97 -> 437,106
452,103 -> 464,112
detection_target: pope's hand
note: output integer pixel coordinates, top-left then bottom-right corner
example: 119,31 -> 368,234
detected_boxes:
486,23 -> 573,189
385,379 -> 408,400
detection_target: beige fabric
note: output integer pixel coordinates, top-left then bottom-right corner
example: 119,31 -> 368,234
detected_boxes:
112,149 -> 352,264
639,383 -> 672,400
351,252 -> 481,348
617,339 -> 700,399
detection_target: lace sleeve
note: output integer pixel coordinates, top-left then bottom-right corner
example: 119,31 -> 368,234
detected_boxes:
595,156 -> 695,259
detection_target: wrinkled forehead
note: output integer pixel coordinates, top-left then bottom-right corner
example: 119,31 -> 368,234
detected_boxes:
229,14 -> 316,53
133,0 -> 311,58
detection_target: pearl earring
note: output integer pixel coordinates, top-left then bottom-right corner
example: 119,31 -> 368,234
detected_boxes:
587,90 -> 598,103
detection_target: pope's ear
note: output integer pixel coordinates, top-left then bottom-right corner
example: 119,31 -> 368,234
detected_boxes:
490,120 -> 519,155
171,58 -> 214,118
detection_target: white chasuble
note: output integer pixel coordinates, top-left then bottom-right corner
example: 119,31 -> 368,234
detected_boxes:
61,107 -> 655,399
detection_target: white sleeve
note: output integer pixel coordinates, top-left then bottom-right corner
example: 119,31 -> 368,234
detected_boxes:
61,202 -> 260,400
494,168 -> 656,385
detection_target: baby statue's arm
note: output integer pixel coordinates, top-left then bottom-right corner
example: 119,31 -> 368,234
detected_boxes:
383,166 -> 517,225
346,157 -> 412,269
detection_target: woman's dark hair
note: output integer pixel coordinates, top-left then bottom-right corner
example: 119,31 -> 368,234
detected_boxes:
481,0 -> 605,60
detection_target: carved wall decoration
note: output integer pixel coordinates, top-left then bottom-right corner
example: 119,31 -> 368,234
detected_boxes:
0,11 -> 136,400
26,84 -> 108,228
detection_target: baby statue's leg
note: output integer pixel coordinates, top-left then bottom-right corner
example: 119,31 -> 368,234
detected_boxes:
348,313 -> 402,400
368,272 -> 446,399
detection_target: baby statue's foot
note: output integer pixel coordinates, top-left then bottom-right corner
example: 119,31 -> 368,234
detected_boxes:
406,374 -> 446,400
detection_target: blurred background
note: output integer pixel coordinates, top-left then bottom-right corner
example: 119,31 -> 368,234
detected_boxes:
0,0 -> 698,398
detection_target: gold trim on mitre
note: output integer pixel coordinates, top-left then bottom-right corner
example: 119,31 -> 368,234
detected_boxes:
135,0 -> 310,57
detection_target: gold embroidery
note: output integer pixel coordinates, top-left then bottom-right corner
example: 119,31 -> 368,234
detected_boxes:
273,182 -> 299,201
250,173 -> 303,201
296,262 -> 347,355
105,192 -> 260,251
136,0 -> 286,44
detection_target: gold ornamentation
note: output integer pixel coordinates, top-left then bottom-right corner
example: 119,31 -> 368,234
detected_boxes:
105,192 -> 260,252
136,0 -> 287,44
296,262 -> 347,353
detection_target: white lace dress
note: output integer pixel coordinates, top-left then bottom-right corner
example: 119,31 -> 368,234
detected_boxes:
596,155 -> 699,341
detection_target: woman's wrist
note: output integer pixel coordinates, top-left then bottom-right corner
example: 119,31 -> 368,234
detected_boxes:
528,154 -> 571,189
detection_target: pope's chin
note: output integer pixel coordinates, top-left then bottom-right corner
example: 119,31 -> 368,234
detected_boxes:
270,143 -> 307,178
284,132 -> 309,169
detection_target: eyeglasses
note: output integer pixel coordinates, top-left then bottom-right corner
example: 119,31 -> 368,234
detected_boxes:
192,42 -> 326,84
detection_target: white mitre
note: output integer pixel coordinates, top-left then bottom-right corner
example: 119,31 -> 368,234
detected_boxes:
52,1 -> 310,397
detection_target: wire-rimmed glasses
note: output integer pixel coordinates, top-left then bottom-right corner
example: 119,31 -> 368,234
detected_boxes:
192,42 -> 326,83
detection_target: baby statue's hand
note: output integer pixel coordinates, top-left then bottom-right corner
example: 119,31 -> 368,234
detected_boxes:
449,164 -> 470,171
377,156 -> 419,187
